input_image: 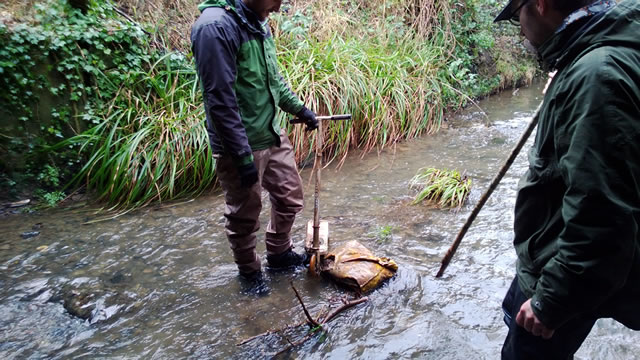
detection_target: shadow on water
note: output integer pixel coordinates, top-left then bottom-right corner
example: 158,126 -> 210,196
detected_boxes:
1,81 -> 638,359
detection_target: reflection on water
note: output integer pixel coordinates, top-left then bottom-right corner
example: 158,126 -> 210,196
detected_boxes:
1,82 -> 638,359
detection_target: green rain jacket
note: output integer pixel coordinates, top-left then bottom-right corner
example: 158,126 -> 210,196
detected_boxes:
514,0 -> 640,329
191,0 -> 304,166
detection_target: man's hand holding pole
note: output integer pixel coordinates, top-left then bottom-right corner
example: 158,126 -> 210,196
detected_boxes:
290,112 -> 352,129
294,106 -> 319,131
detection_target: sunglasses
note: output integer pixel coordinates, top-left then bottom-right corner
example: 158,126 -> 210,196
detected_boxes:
508,0 -> 530,26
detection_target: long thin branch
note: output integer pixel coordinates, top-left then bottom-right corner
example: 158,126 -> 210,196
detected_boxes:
272,329 -> 319,358
110,4 -> 152,36
291,282 -> 320,327
320,297 -> 368,324
237,328 -> 281,346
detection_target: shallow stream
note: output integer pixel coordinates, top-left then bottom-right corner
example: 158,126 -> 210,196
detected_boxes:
1,82 -> 638,359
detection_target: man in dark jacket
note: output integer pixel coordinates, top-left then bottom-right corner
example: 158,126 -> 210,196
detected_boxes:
191,0 -> 318,292
494,0 -> 640,357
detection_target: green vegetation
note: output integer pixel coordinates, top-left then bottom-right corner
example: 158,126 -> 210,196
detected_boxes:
35,164 -> 66,207
1,1 -> 213,209
1,0 -> 157,205
409,167 -> 472,208
369,225 -> 394,243
275,0 -> 536,164
1,0 -> 538,210
36,189 -> 67,207
52,53 -> 214,209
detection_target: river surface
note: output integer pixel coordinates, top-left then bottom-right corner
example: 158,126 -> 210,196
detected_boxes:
1,82 -> 639,359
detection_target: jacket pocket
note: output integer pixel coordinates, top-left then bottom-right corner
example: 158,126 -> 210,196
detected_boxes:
524,148 -> 558,186
514,149 -> 565,270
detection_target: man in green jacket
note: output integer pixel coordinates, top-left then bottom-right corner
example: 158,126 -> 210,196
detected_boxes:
191,0 -> 317,294
494,0 -> 640,357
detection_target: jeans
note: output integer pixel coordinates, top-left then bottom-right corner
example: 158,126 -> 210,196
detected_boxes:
501,276 -> 597,359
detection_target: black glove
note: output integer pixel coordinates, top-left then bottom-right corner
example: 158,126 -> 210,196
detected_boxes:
296,106 -> 318,131
237,163 -> 259,188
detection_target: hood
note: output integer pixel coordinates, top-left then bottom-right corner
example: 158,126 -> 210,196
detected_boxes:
197,0 -> 265,35
198,0 -> 234,12
539,0 -> 640,70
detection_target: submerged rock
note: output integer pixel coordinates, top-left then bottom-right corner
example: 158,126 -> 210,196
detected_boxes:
20,231 -> 40,239
51,290 -> 97,321
50,282 -> 138,324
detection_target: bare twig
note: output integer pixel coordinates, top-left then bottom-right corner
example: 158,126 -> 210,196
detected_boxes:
283,335 -> 295,347
237,329 -> 281,346
291,282 -> 320,327
272,296 -> 368,358
236,307 -> 328,346
320,297 -> 368,324
272,330 -> 318,358
110,4 -> 152,36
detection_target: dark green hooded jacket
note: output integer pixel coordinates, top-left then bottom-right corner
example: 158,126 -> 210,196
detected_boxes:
191,0 -> 304,166
514,0 -> 640,329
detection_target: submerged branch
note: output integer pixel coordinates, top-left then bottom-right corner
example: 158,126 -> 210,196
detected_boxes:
271,296 -> 368,358
235,284 -> 368,358
320,297 -> 368,324
291,282 -> 320,328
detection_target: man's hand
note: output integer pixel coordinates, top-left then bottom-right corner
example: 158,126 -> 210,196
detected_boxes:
295,106 -> 318,131
237,163 -> 259,188
516,299 -> 555,339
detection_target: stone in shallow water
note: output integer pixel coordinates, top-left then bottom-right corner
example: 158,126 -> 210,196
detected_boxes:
20,231 -> 40,239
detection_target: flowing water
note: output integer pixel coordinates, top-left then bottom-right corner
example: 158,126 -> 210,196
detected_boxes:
1,82 -> 639,359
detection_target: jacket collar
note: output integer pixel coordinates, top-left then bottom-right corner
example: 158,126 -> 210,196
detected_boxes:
197,0 -> 231,12
537,0 -> 616,70
198,0 -> 265,35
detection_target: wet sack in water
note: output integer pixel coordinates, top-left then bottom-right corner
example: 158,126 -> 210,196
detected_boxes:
322,240 -> 398,293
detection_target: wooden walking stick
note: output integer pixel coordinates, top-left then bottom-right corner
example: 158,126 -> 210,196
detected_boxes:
436,101 -> 544,278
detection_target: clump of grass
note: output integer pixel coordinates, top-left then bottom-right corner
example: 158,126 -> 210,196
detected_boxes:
275,18 -> 454,166
409,167 -> 471,209
55,52 -> 215,211
368,225 -> 394,244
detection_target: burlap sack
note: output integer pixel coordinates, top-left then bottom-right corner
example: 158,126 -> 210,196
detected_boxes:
322,240 -> 398,293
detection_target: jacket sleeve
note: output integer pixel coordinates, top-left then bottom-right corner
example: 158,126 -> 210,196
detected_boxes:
276,72 -> 304,115
531,56 -> 640,329
192,22 -> 254,166
265,35 -> 303,114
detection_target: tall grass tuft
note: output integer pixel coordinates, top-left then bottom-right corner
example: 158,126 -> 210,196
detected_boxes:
273,0 -> 457,165
409,167 -> 472,209
55,53 -> 214,210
